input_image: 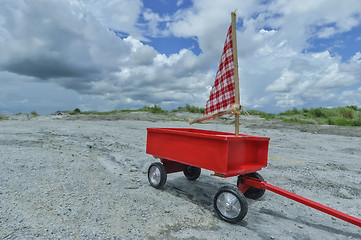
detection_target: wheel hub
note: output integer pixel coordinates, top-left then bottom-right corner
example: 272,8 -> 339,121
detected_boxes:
149,166 -> 161,185
216,192 -> 242,219
225,202 -> 232,211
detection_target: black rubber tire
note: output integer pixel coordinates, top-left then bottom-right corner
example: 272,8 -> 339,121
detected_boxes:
183,165 -> 201,180
148,162 -> 167,189
238,172 -> 266,200
213,185 -> 248,223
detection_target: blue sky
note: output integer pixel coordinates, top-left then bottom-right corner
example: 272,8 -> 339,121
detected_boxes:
143,0 -> 193,15
306,24 -> 361,61
0,0 -> 361,114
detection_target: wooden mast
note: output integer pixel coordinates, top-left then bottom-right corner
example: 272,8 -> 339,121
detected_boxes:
231,11 -> 240,136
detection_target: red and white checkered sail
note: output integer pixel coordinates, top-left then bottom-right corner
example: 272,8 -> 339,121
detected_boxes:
204,25 -> 236,116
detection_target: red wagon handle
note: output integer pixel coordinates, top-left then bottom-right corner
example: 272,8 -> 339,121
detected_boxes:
239,176 -> 361,228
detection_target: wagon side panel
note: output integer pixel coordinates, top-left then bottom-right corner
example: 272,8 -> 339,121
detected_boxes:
146,130 -> 228,173
226,137 -> 269,174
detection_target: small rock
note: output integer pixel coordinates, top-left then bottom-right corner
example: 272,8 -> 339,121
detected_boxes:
129,167 -> 137,172
131,177 -> 140,183
337,188 -> 353,199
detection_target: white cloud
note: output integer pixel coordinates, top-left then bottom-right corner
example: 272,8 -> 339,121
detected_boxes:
339,87 -> 361,106
0,0 -> 219,113
351,52 -> 361,64
266,71 -> 300,93
315,62 -> 357,89
318,27 -> 337,38
176,0 -> 184,7
1,0 -> 361,114
83,0 -> 144,38
142,8 -> 171,37
251,49 -> 360,109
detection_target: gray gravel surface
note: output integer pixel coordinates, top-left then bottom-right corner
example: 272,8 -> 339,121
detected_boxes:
1,114 -> 361,239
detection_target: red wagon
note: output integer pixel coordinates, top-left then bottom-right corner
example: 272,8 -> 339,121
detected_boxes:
146,127 -> 361,227
146,127 -> 270,223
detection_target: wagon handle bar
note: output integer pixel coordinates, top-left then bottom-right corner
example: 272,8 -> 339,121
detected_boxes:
240,176 -> 361,228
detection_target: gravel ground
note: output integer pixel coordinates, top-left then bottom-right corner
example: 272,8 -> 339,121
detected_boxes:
1,113 -> 361,239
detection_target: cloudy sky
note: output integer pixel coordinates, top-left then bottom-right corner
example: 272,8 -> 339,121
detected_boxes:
1,0 -> 361,114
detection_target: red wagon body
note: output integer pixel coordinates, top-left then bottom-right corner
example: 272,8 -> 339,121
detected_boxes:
146,127 -> 361,227
146,128 -> 270,177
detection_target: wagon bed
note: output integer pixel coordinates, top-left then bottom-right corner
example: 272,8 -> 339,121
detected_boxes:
146,128 -> 270,177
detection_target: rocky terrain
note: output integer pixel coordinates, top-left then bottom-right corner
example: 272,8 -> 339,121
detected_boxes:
1,112 -> 361,239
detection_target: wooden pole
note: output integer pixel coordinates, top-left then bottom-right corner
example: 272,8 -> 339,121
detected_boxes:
231,11 -> 240,136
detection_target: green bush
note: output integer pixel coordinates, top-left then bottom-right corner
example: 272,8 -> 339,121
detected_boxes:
259,106 -> 360,126
351,118 -> 361,126
141,105 -> 168,114
260,112 -> 276,120
309,108 -> 327,118
280,107 -> 299,116
346,105 -> 358,111
327,117 -> 351,126
172,104 -> 205,114
337,107 -> 355,119
30,110 -> 39,116
67,108 -> 81,115
186,104 -> 205,113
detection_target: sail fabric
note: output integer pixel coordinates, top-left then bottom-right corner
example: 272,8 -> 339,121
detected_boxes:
204,25 -> 235,116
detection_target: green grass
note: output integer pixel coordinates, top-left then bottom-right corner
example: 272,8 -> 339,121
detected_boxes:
0,115 -> 4,120
67,108 -> 138,115
66,105 -> 169,115
140,105 -> 168,114
247,110 -> 276,120
171,104 -> 205,114
274,106 -> 361,126
280,116 -> 315,125
63,105 -> 361,127
30,110 -> 39,116
66,104 -> 205,116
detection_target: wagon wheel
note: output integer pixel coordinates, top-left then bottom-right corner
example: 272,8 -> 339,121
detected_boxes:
213,186 -> 248,223
183,165 -> 201,180
237,172 -> 266,200
148,162 -> 167,189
